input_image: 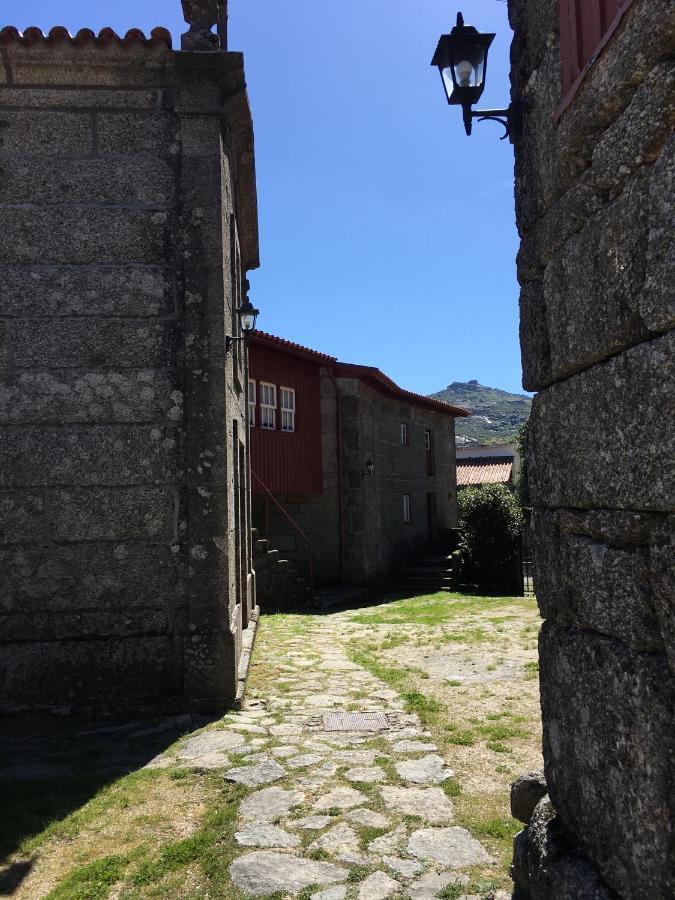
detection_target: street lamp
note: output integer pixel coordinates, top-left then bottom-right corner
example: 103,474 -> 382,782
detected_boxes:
226,293 -> 260,353
431,12 -> 520,142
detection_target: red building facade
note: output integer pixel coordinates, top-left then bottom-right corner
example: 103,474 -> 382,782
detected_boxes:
248,332 -> 469,588
249,333 -> 335,497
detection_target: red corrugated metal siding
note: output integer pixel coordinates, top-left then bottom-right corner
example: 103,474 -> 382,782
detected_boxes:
559,0 -> 629,95
249,342 -> 324,496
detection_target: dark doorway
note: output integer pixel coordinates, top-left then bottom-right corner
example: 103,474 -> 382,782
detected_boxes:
426,493 -> 438,545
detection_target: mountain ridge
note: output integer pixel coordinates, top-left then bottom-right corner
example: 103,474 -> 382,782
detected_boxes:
430,380 -> 532,445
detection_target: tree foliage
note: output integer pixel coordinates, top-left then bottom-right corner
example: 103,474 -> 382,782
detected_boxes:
454,484 -> 523,592
515,417 -> 530,507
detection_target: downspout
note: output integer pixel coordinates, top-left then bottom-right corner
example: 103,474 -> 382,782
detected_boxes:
325,368 -> 345,584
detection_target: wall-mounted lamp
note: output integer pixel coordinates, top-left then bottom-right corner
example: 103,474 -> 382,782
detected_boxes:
365,460 -> 375,477
225,294 -> 260,354
431,12 -> 521,142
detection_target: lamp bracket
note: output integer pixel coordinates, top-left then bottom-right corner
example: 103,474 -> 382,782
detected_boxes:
225,335 -> 245,353
462,100 -> 522,143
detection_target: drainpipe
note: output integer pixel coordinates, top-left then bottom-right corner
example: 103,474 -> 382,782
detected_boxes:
325,369 -> 345,584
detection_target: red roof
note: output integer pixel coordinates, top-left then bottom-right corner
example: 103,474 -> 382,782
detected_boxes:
0,26 -> 172,49
250,332 -> 469,418
251,331 -> 337,366
457,458 -> 514,486
333,363 -> 469,418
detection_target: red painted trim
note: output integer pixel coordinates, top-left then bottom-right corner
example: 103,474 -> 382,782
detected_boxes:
251,332 -> 470,419
333,363 -> 470,418
250,331 -> 336,366
555,0 -> 636,121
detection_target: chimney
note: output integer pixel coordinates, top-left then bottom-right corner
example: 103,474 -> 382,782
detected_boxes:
181,0 -> 227,51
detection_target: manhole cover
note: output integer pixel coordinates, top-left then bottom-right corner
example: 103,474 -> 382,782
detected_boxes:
323,712 -> 389,732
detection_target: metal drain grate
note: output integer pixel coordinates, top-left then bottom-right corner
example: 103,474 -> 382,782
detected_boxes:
322,712 -> 389,732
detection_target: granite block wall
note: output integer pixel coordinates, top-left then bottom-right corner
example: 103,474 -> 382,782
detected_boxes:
508,1 -> 674,897
252,372 -> 459,588
341,379 -> 458,586
0,32 -> 258,714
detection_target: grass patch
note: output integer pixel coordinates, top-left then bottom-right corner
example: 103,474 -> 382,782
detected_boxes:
445,679 -> 463,687
524,660 -> 540,680
444,728 -> 476,747
45,852 -> 141,900
357,826 -> 389,849
379,633 -> 408,650
348,646 -> 408,690
442,779 -> 463,798
438,884 -> 464,899
476,722 -> 528,742
487,741 -> 512,754
402,691 -> 444,728
349,592 -> 526,627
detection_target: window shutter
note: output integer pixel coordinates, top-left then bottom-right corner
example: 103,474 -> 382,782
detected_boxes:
559,0 -> 631,96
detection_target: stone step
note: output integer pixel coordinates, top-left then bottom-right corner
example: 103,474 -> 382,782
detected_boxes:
402,567 -> 453,576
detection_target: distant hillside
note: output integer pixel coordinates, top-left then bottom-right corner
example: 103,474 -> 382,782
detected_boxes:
430,380 -> 532,445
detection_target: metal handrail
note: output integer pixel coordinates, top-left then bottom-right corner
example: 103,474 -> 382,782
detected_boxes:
251,469 -> 318,590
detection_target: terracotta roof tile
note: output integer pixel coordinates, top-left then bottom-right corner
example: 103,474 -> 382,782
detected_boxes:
0,25 -> 172,49
457,458 -> 514,486
250,331 -> 469,418
333,363 -> 470,418
251,331 -> 337,365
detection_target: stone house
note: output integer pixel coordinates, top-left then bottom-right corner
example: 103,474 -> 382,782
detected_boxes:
455,443 -> 519,490
0,10 -> 260,714
249,332 -> 469,589
508,1 -> 673,897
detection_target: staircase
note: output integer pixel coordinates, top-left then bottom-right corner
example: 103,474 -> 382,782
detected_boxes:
252,529 -> 314,612
396,553 -> 455,593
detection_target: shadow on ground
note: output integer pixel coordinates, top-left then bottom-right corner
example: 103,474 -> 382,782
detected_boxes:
0,711 -> 214,894
266,583 -> 520,617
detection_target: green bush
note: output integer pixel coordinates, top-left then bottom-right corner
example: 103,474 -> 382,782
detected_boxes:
515,418 -> 530,507
455,485 -> 523,592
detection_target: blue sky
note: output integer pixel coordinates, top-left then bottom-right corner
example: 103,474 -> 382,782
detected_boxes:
12,1 -> 525,396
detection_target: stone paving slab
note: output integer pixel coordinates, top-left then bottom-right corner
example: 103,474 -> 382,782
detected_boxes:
224,759 -> 287,787
223,613 -> 494,896
234,823 -> 300,849
407,827 -> 493,867
230,851 -> 349,896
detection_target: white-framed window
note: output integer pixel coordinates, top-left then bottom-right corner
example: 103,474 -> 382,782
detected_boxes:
248,379 -> 256,427
403,494 -> 411,523
280,386 -> 296,433
260,382 -> 276,430
400,424 -> 408,445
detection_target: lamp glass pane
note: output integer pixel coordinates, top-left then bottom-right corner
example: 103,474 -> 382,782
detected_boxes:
441,66 -> 456,101
240,313 -> 255,331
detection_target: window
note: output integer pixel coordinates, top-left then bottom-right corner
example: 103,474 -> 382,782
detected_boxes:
400,424 -> 408,445
425,429 -> 435,475
403,494 -> 411,523
260,382 -> 276,430
280,387 -> 296,433
559,1 -> 632,102
248,379 -> 256,427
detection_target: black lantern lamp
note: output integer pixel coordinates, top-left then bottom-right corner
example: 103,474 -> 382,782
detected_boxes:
226,290 -> 260,353
432,12 -> 520,142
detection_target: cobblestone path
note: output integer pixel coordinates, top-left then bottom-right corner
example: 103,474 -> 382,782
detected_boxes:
166,614 -> 502,899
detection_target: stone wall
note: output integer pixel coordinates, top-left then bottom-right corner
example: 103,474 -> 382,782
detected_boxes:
508,1 -> 674,897
253,372 -> 459,589
340,378 -> 458,586
0,30 -> 259,714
